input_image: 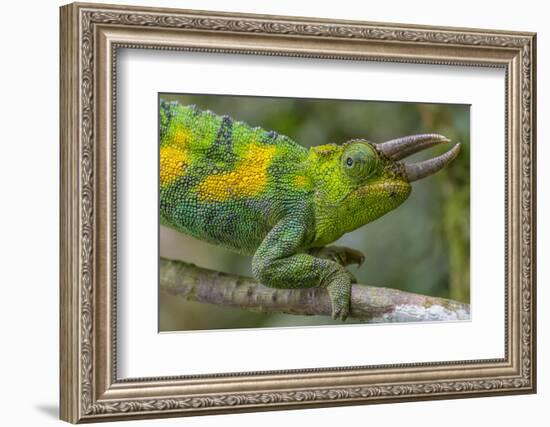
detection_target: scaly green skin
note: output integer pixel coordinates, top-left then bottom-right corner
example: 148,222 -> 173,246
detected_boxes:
160,100 -> 412,319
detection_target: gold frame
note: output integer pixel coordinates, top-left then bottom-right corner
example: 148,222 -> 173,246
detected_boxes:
60,2 -> 537,423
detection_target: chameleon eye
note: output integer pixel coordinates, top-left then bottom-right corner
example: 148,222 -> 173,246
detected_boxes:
342,143 -> 379,180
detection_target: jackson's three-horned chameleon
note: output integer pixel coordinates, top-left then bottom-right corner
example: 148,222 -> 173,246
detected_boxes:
159,101 -> 460,320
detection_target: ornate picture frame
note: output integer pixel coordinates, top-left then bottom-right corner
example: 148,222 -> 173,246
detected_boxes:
60,2 -> 536,423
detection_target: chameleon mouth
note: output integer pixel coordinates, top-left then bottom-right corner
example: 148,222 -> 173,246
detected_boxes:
360,181 -> 411,200
375,134 -> 461,182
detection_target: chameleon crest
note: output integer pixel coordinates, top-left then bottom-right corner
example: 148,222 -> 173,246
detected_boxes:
160,100 -> 460,320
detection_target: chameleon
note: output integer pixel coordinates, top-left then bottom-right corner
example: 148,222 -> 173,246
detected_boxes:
159,100 -> 460,320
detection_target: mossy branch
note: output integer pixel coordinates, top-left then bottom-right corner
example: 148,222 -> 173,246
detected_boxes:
160,257 -> 470,323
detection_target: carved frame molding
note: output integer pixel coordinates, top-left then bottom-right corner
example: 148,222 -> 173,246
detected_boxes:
60,2 -> 536,423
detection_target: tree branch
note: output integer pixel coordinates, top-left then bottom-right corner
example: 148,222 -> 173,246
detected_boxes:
160,257 -> 470,322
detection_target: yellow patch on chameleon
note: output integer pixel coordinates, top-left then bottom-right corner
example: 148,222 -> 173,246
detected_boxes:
160,145 -> 188,186
171,126 -> 190,149
197,144 -> 276,201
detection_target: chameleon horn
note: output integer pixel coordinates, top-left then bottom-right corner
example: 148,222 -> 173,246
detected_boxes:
377,134 -> 451,160
405,143 -> 461,182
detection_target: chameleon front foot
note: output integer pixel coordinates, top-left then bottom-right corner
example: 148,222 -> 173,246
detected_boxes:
309,245 -> 365,268
325,272 -> 352,321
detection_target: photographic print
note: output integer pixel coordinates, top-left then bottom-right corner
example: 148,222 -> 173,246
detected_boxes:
159,94 -> 470,331
60,3 -> 535,421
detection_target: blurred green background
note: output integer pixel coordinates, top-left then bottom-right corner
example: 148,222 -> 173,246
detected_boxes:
159,93 -> 470,331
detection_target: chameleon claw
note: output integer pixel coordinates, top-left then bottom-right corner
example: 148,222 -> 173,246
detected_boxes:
310,246 -> 365,268
325,272 -> 352,321
331,305 -> 349,321
342,247 -> 365,267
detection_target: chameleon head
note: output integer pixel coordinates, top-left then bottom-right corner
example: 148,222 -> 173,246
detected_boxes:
345,133 -> 461,225
312,134 -> 460,242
